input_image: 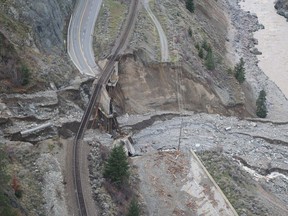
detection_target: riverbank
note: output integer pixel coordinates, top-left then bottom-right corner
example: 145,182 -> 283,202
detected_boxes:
226,0 -> 288,122
240,0 -> 288,99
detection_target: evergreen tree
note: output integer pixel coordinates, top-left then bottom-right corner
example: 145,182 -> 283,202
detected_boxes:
127,198 -> 140,216
234,58 -> 245,83
21,65 -> 30,86
205,47 -> 215,70
202,40 -> 209,51
103,145 -> 129,184
198,47 -> 204,59
256,90 -> 267,118
186,0 -> 195,13
188,27 -> 192,37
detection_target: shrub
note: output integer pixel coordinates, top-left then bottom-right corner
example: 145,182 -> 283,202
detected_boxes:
14,189 -> 23,199
234,58 -> 245,83
256,90 -> 267,118
186,0 -> 195,13
188,27 -> 192,37
198,48 -> 204,59
227,68 -> 233,75
127,198 -> 140,216
12,176 -> 22,199
205,47 -> 215,70
103,145 -> 129,185
202,40 -> 210,51
21,65 -> 30,86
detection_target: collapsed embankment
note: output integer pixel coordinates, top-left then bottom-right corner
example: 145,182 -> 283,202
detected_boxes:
104,0 -> 263,119
111,52 -> 251,117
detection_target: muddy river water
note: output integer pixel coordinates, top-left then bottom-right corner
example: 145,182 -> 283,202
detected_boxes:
239,0 -> 288,98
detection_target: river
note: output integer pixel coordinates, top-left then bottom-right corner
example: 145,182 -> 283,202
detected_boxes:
239,0 -> 288,98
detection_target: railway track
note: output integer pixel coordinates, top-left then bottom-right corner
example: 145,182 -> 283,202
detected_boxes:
72,0 -> 139,215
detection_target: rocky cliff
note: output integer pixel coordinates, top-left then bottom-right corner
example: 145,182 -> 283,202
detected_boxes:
275,0 -> 288,20
0,0 -> 76,90
0,0 -> 75,53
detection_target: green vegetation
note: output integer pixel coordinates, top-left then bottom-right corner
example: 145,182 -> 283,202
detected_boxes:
106,0 -> 127,37
20,65 -> 30,86
198,151 -> 270,215
101,145 -> 140,215
188,27 -> 192,37
234,58 -> 245,83
127,198 -> 140,216
201,40 -> 210,51
205,47 -> 215,70
256,90 -> 267,118
12,176 -> 23,199
186,0 -> 195,13
197,40 -> 216,69
103,145 -> 130,185
227,67 -> 233,75
0,32 -> 31,88
198,47 -> 204,59
0,148 -> 17,216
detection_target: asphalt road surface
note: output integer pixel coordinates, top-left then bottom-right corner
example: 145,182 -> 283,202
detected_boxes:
68,0 -> 103,76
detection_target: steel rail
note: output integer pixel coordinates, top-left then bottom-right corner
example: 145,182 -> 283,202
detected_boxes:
71,0 -> 139,215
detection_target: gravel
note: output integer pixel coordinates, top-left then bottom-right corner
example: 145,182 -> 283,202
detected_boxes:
118,110 -> 288,209
226,0 -> 288,121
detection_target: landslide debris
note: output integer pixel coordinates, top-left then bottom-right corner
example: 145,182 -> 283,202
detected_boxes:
109,0 -> 256,118
199,151 -> 288,216
118,111 -> 288,216
0,76 -> 93,215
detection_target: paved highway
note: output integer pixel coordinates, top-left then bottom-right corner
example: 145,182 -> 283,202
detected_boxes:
68,0 -> 103,76
67,0 -> 140,215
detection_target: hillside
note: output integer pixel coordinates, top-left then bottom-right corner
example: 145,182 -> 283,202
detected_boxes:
0,0 -> 76,92
0,0 -> 288,215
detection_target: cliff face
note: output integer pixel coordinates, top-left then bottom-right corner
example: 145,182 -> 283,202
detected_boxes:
0,0 -> 75,53
275,0 -> 288,20
0,0 -> 76,90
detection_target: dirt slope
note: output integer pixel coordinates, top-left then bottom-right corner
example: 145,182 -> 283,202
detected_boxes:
112,53 -> 247,117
